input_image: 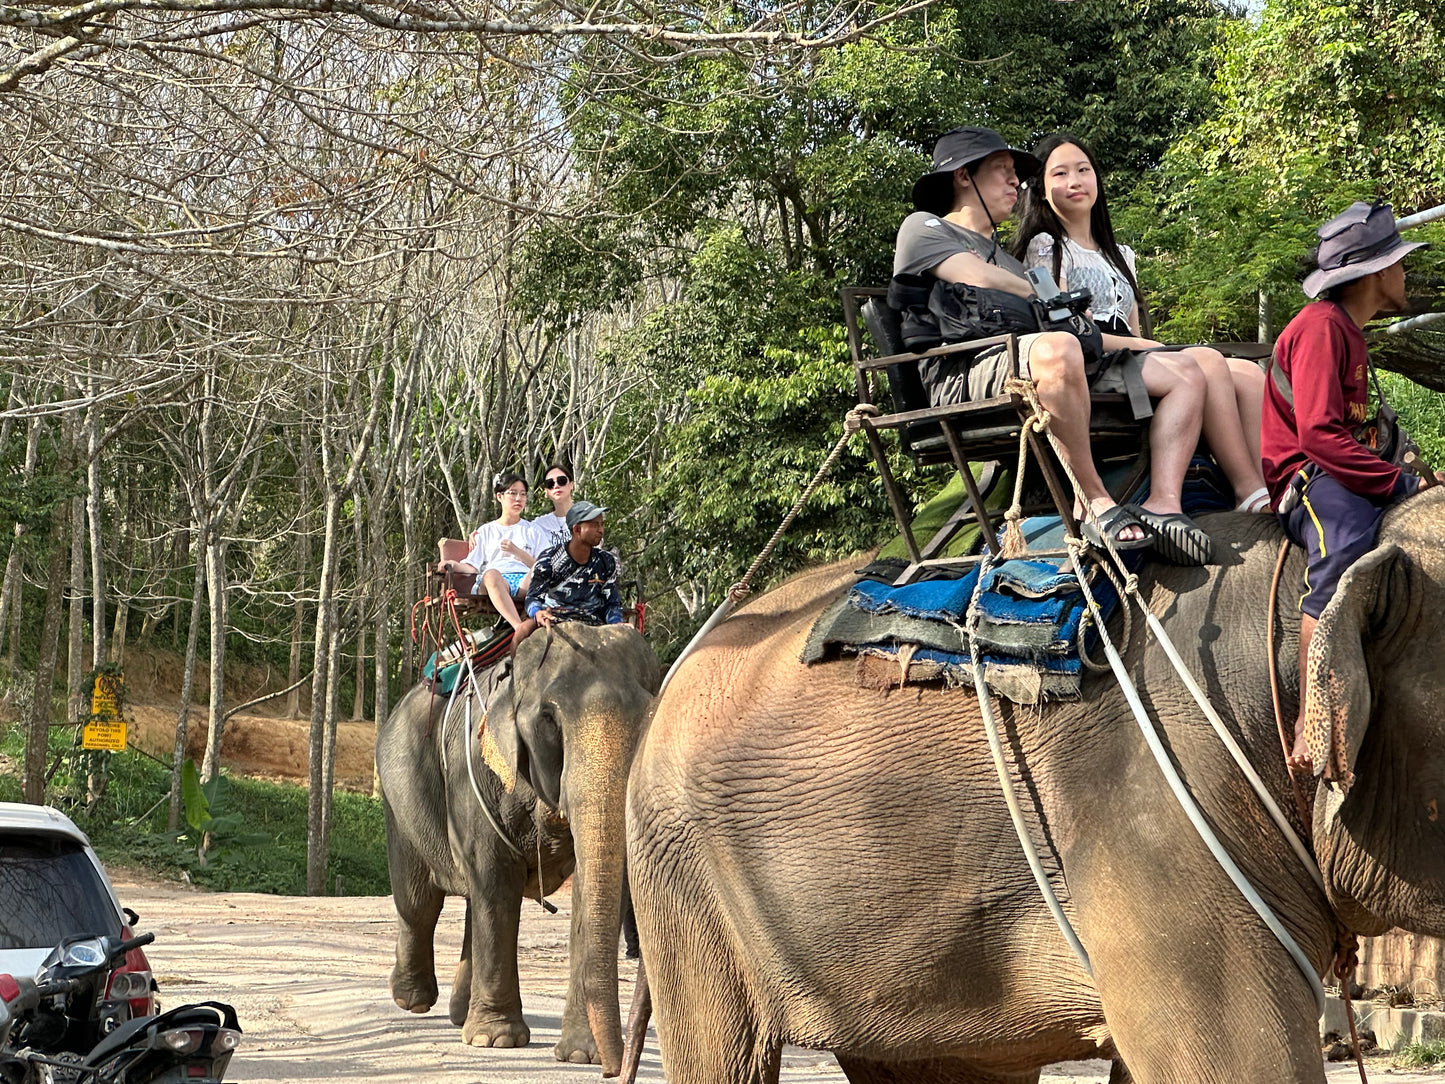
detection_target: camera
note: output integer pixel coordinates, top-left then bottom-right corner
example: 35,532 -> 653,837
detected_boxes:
1025,266 -> 1093,326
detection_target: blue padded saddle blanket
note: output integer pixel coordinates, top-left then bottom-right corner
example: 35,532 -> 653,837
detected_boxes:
801,551 -> 1120,704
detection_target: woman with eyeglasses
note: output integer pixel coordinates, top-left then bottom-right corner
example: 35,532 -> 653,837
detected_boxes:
443,471 -> 544,630
532,463 -> 575,553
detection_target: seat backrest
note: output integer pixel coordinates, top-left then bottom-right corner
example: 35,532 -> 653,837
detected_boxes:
437,537 -> 470,564
860,296 -> 929,414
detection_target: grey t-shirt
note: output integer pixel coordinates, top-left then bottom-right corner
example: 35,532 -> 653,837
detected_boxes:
892,212 -> 1029,280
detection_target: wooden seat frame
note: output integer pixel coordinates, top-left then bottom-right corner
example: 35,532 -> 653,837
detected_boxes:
841,286 -> 1153,584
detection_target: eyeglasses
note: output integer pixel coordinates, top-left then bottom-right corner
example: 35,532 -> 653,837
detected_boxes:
501,488 -> 527,499
545,475 -> 570,488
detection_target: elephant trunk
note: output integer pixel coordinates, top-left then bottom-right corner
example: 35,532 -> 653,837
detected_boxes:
566,741 -> 630,1075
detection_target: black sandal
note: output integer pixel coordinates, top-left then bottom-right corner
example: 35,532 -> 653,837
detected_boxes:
1080,504 -> 1153,552
1125,505 -> 1216,566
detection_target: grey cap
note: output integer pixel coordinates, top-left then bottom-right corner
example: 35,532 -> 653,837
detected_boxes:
565,500 -> 607,528
1302,201 -> 1426,298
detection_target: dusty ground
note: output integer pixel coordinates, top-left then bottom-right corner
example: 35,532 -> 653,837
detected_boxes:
110,874 -> 1433,1084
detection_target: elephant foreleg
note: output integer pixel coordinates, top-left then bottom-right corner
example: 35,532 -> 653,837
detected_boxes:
460,860 -> 530,1049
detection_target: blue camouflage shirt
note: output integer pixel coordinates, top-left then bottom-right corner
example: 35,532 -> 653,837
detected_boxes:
524,544 -> 623,626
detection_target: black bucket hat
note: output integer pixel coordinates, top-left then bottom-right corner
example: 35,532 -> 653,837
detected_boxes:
911,126 -> 1042,215
1303,201 -> 1426,298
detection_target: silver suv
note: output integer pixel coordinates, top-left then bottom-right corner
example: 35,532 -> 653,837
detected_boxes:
0,803 -> 155,1016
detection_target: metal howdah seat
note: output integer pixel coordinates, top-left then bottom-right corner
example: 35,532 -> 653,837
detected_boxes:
841,286 -> 1153,581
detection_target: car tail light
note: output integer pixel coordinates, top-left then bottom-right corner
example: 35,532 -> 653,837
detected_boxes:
159,1027 -> 203,1054
114,928 -> 155,1017
106,971 -> 150,1000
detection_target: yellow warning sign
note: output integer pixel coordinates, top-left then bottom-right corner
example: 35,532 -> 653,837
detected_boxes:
91,670 -> 123,721
82,719 -> 127,752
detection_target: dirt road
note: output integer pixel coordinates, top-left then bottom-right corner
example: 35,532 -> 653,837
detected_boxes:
112,877 -> 1424,1083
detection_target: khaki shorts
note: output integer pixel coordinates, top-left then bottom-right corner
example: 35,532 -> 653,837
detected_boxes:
926,333 -> 1140,405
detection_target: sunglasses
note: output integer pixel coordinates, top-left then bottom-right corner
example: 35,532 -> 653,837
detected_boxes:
545,475 -> 570,488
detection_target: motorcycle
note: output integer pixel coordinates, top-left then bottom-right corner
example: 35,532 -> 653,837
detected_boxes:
0,933 -> 240,1084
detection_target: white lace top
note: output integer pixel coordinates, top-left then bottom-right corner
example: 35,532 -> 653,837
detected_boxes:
1025,234 -> 1138,333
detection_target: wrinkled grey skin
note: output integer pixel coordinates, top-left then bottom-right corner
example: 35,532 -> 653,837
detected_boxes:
377,623 -> 659,1075
628,492 -> 1445,1084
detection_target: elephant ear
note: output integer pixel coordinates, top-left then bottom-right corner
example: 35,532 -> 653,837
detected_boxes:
1303,543 -> 1404,791
485,667 -> 565,811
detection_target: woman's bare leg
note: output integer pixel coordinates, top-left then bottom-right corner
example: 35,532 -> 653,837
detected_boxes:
1180,348 -> 1266,502
1229,356 -> 1266,467
1137,352 -> 1206,515
482,570 -> 525,629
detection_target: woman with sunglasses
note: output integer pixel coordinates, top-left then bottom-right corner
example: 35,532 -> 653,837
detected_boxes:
1014,133 -> 1270,514
532,463 -> 576,552
445,471 -> 543,630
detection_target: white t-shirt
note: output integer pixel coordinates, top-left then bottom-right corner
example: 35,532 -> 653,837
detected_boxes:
531,511 -> 569,553
464,519 -> 543,576
1025,234 -> 1138,333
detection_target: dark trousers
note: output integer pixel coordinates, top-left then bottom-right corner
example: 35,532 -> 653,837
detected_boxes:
1279,467 -> 1391,618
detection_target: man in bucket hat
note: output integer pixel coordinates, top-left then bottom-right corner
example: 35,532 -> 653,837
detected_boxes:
892,125 -> 1214,560
1262,200 -> 1442,774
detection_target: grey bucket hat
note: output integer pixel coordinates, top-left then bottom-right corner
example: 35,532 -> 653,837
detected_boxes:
1302,201 -> 1427,298
911,126 -> 1041,216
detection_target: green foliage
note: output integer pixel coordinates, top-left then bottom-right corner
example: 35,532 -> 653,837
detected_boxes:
1381,370 -> 1445,468
1128,0 -> 1445,339
1392,1037 -> 1445,1068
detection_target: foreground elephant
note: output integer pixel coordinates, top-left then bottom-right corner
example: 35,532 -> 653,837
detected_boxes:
628,493 -> 1445,1083
377,622 -> 659,1073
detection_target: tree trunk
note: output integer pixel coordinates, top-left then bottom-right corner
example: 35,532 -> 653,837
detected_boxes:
110,600 -> 128,668
371,475 -> 390,796
287,442 -> 312,719
351,625 -> 366,722
67,493 -> 86,726
321,615 -> 342,847
350,476 -> 366,722
0,415 -> 41,662
26,437 -> 71,805
306,493 -> 341,895
87,401 -> 106,669
109,473 -> 135,668
26,528 -> 68,804
200,535 -> 227,783
399,464 -> 415,685
168,526 -> 207,831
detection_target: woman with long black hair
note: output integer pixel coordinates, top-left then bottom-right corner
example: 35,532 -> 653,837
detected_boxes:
1014,133 -> 1269,513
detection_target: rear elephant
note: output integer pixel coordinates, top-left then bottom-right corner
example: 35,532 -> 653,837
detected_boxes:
376,622 -> 659,1073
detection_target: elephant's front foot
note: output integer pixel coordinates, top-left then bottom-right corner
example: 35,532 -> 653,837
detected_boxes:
554,1023 -> 600,1065
389,962 -> 437,1014
462,1011 -> 530,1048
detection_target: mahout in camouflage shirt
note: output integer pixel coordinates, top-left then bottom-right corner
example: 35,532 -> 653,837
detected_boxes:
524,543 -> 623,625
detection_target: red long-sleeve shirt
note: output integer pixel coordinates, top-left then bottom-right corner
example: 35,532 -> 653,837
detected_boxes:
1261,300 -> 1402,504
